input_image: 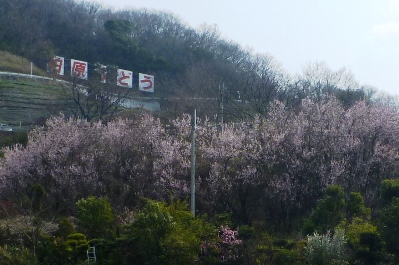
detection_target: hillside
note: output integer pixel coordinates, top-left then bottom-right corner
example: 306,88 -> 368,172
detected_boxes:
0,51 -> 156,129
0,78 -> 69,129
2,1 -> 399,264
0,0 -> 375,124
0,51 -> 66,129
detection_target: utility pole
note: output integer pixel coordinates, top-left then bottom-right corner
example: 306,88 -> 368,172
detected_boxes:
219,83 -> 224,124
190,109 -> 196,216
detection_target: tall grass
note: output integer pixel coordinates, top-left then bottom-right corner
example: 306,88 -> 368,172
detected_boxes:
0,51 -> 46,76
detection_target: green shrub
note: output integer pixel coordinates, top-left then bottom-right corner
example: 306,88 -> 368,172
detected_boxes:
380,179 -> 399,206
0,132 -> 28,148
356,232 -> 383,265
27,183 -> 46,211
238,225 -> 254,240
273,238 -> 288,248
128,198 -> 218,265
378,197 -> 399,256
346,218 -> 378,250
65,233 -> 89,264
0,246 -> 36,265
55,218 -> 75,239
242,231 -> 274,265
76,196 -> 115,239
36,236 -> 70,265
215,212 -> 233,227
302,219 -> 316,236
303,185 -> 346,234
346,192 -> 370,221
87,239 -> 116,265
273,249 -> 301,265
0,132 -> 28,157
346,218 -> 382,265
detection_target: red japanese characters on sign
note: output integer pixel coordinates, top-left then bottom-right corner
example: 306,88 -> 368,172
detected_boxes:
139,73 -> 154,93
52,56 -> 64,75
71,59 -> 88,79
47,56 -> 156,90
117,69 -> 133,88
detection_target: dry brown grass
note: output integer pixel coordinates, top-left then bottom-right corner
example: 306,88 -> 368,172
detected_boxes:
0,51 -> 47,76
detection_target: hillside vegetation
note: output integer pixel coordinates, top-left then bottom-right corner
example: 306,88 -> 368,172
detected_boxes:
0,78 -> 69,127
1,0 -> 399,264
0,51 -> 63,128
0,50 -> 62,127
0,0 -> 381,121
0,51 -> 46,75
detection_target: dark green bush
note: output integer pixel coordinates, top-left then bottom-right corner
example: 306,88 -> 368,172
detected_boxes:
55,218 -> 75,239
346,218 -> 381,264
303,185 -> 346,234
355,232 -> 383,265
36,236 -> 70,265
273,238 -> 288,248
346,192 -> 370,221
26,183 -> 46,211
0,132 -> 28,148
65,233 -> 89,264
0,131 -> 28,157
378,197 -> 399,256
128,199 -> 217,265
0,246 -> 36,265
238,225 -> 254,240
76,196 -> 115,239
273,249 -> 301,265
380,179 -> 399,206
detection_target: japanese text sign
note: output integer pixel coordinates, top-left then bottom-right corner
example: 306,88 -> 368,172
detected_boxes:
71,59 -> 88,79
117,69 -> 133,88
52,56 -> 64,75
139,73 -> 154,93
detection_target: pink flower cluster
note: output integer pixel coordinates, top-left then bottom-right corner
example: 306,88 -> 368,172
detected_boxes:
1,95 -> 399,221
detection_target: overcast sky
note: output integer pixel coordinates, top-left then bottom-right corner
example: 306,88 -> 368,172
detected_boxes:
88,0 -> 399,96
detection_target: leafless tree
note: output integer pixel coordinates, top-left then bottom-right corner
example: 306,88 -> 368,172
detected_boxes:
62,74 -> 130,122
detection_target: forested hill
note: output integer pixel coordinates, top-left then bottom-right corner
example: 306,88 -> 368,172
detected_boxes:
5,1 -> 399,264
0,0 -> 380,120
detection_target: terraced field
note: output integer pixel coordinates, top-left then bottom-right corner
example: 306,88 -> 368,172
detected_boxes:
0,78 -> 70,131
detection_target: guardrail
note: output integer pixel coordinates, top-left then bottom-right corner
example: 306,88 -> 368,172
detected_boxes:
0,71 -> 53,81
